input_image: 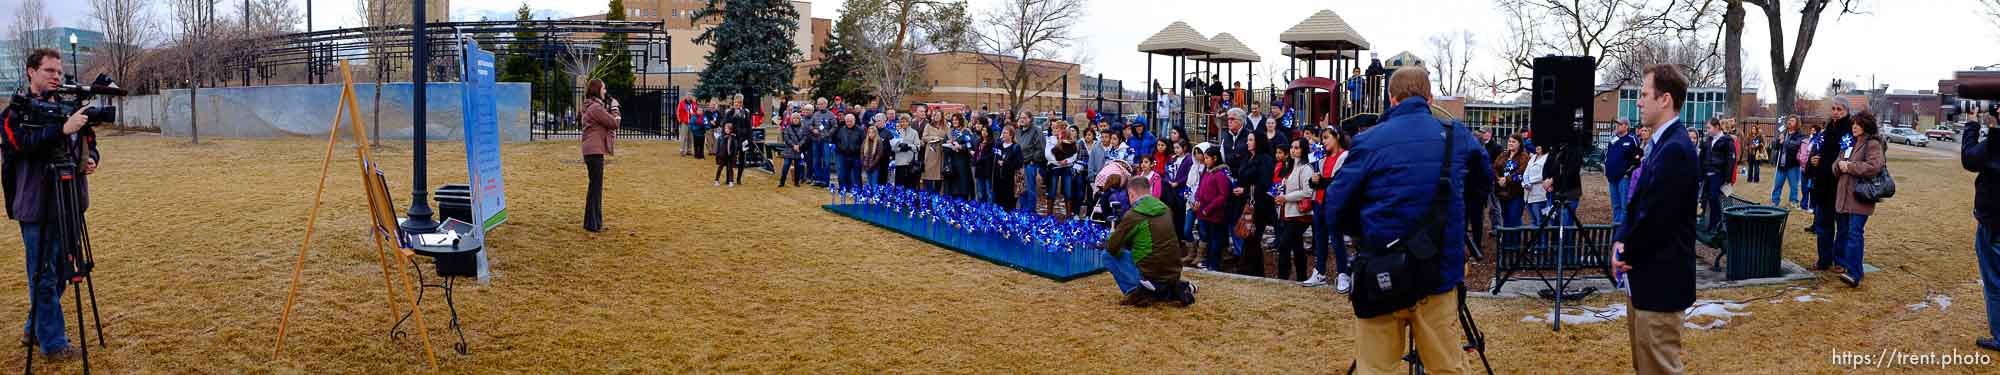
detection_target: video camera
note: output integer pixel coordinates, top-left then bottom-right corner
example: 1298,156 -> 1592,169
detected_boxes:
10,73 -> 126,129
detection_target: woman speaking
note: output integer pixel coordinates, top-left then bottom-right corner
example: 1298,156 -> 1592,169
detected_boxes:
580,79 -> 621,232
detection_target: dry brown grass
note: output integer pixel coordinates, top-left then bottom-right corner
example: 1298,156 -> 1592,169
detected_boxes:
0,135 -> 1990,373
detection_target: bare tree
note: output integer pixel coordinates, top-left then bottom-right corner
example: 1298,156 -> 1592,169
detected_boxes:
1984,0 -> 2000,35
559,44 -> 605,88
842,0 -> 967,109
1426,29 -> 1477,97
90,0 -> 157,82
1737,0 -> 1865,119
1485,0 -> 1719,93
170,0 -> 221,144
356,0 -> 399,145
970,0 -> 1084,116
1606,36 -> 1725,88
10,0 -> 55,79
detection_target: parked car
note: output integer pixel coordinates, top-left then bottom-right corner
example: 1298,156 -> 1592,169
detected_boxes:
1885,127 -> 1929,147
1927,125 -> 1957,142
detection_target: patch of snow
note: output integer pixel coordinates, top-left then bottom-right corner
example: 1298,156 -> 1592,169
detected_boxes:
1931,294 -> 1952,312
1682,302 -> 1750,330
1523,304 -> 1628,325
1793,294 -> 1827,303
1907,302 -> 1930,312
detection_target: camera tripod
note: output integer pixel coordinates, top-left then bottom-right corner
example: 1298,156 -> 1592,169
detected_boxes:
22,139 -> 106,375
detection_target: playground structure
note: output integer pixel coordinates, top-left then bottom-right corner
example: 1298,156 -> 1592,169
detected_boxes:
1135,10 -> 1388,143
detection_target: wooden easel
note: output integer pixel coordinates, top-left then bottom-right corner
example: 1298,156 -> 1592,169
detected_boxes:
271,61 -> 440,369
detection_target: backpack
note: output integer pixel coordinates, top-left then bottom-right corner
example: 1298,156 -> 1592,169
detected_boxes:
1348,118 -> 1456,319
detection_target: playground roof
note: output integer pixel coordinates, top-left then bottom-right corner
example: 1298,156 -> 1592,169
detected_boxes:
1280,10 -> 1369,51
1194,33 -> 1260,63
1137,21 -> 1220,56
1280,46 -> 1358,60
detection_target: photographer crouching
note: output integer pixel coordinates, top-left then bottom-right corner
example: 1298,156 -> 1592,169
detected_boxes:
1,48 -> 101,360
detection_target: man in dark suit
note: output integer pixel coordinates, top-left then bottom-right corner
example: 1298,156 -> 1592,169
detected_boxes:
1702,119 -> 1736,233
1614,65 -> 1700,375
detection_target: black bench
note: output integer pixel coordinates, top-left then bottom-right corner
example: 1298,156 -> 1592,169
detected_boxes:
1491,224 -> 1617,294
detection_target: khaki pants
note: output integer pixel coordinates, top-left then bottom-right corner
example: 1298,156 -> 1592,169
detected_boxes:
1628,308 -> 1685,375
1354,291 -> 1465,375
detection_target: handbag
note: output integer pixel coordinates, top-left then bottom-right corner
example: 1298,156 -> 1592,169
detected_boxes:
1233,204 -> 1255,239
1853,140 -> 1896,202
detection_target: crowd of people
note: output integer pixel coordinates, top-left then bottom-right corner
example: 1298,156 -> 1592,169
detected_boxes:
626,57 -> 1966,372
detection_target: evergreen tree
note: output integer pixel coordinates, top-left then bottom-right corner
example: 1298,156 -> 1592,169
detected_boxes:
692,0 -> 801,101
599,0 -> 636,98
808,29 -> 872,104
499,3 -> 556,112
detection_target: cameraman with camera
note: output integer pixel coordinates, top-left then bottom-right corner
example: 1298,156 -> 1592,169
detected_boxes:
1,48 -> 99,360
1325,66 -> 1490,375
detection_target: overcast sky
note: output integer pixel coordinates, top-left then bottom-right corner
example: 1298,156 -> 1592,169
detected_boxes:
10,0 -> 1996,102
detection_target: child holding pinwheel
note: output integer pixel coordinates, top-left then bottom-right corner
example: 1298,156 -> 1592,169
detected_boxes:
1100,176 -> 1196,307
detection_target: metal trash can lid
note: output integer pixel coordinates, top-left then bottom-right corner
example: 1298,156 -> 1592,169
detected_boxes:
1723,205 -> 1788,218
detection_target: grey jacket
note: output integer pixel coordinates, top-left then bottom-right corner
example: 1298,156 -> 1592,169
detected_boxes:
892,125 -> 921,167
1019,123 -> 1047,165
782,123 -> 810,160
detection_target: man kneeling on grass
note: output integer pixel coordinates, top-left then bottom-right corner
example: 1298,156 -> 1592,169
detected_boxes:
1100,176 -> 1197,307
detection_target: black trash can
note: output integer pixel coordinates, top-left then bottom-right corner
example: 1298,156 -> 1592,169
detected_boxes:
1722,205 -> 1788,280
435,184 -> 474,225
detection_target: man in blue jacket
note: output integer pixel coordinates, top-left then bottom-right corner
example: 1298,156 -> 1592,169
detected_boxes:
1324,67 -> 1490,375
1964,107 -> 2000,352
1605,119 -> 1641,226
1615,65 -> 1700,374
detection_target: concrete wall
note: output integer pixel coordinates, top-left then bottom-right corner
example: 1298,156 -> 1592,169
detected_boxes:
122,82 -> 532,142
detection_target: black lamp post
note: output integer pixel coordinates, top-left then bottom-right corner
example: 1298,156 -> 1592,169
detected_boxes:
67,33 -> 78,79
401,0 -> 438,234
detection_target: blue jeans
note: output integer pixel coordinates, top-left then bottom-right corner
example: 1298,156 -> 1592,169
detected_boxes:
1608,176 -> 1631,226
836,154 -> 861,187
1201,221 -> 1230,269
1814,208 -> 1842,269
777,157 -> 805,186
1045,170 -> 1068,210
1104,251 -> 1146,295
1311,219 -> 1349,274
1526,201 -> 1548,227
1975,225 -> 2000,340
1021,165 -> 1041,213
975,178 -> 993,203
19,223 -> 68,353
1182,208 -> 1197,241
1770,167 -> 1801,206
1838,214 -> 1869,281
1501,198 -> 1525,228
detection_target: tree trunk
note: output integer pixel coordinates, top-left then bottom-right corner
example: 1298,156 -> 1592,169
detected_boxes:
189,57 -> 200,145
373,70 -> 384,146
1724,0 -> 1743,119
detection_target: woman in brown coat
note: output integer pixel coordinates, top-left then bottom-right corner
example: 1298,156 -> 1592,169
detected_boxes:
1491,135 -> 1530,228
1832,111 -> 1887,287
921,117 -> 948,191
580,79 -> 621,232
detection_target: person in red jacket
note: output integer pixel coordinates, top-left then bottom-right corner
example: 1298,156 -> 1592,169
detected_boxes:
1193,146 -> 1234,271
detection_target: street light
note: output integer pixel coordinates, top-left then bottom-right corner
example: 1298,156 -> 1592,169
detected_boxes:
401,0 -> 438,234
68,33 -> 78,80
